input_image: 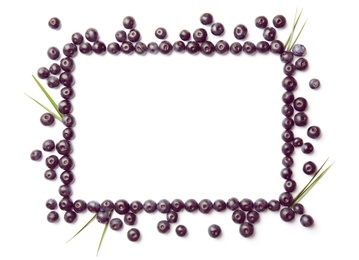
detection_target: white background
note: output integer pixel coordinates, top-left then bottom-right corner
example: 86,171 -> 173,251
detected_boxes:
1,0 -> 358,259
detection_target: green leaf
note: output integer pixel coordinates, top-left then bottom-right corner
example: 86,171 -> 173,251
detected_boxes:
25,93 -> 62,122
97,210 -> 113,257
32,75 -> 63,119
66,214 -> 96,243
284,8 -> 307,51
291,159 -> 334,207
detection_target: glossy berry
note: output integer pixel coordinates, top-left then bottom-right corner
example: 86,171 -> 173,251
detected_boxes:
64,210 -> 77,223
215,40 -> 229,54
230,42 -> 242,55
128,29 -> 141,42
270,40 -> 284,54
155,27 -> 167,39
46,198 -> 57,210
227,197 -> 240,210
59,197 -> 73,211
92,41 -> 107,54
263,27 -> 276,41
62,114 -> 76,127
59,72 -> 75,87
233,24 -> 248,39
273,15 -> 286,28
200,41 -> 215,56
303,161 -> 317,175
121,41 -> 134,54
63,43 -> 77,57
171,199 -> 185,212
200,13 -> 213,25
247,210 -> 260,224
73,199 -> 87,213
282,130 -> 294,142
100,200 -> 114,212
85,28 -> 99,42
193,28 -> 207,42
44,169 -> 56,180
123,16 -> 136,29
282,91 -> 294,104
110,218 -> 123,231
309,78 -> 320,89
295,57 -> 308,70
179,29 -> 191,41
293,97 -> 307,111
96,210 -> 110,224
157,199 -> 171,213
282,156 -> 294,167
159,41 -> 173,54
254,198 -> 268,212
49,63 -> 61,75
282,76 -> 297,91
30,149 -> 42,161
59,184 -> 72,197
124,212 -> 137,225
135,42 -> 148,55
87,200 -> 100,213
175,225 -> 187,237
281,167 -> 293,179
107,42 -> 121,55
283,63 -> 295,76
186,41 -> 200,54
293,203 -> 305,215
173,41 -> 186,53
130,200 -> 143,213
63,127 -> 75,140
59,155 -> 74,170
232,209 -> 246,224
294,112 -> 308,126
301,142 -> 314,154
115,30 -> 127,42
127,228 -> 140,242
60,170 -> 74,185
239,222 -> 254,237
307,126 -> 321,139
166,210 -> 178,223
143,199 -> 157,213
279,191 -> 293,206
213,199 -> 227,212
208,224 -> 221,238
58,100 -> 73,115
48,17 -> 61,29
284,179 -> 296,192
199,199 -> 213,213
71,32 -> 84,45
256,41 -> 270,53
37,67 -> 50,79
47,76 -> 60,88
239,198 -> 253,211
268,199 -> 281,211
45,154 -> 59,169
292,44 -> 306,56
47,47 -> 60,60
157,220 -> 170,233
280,207 -> 295,222
255,16 -> 268,28
280,51 -> 294,63
40,113 -> 55,126
282,104 -> 294,117
79,42 -> 92,54
282,117 -> 294,130
147,42 -> 159,54
243,41 -> 256,54
114,199 -> 130,215
47,211 -> 59,223
211,22 -> 225,36
293,137 -> 303,147
185,199 -> 199,212
282,142 -> 294,156
300,214 -> 314,227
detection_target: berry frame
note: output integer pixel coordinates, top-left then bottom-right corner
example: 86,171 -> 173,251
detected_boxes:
29,10 -> 331,249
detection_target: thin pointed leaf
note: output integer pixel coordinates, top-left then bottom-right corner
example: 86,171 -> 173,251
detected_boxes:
284,7 -> 299,49
25,93 -> 62,121
288,19 -> 307,51
96,210 -> 113,257
32,75 -> 63,119
66,214 -> 96,243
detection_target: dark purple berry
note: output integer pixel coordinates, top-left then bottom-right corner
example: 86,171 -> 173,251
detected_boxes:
179,29 -> 191,41
59,184 -> 72,197
232,209 -> 246,224
123,16 -> 136,29
243,41 -> 256,54
193,28 -> 207,42
48,17 -> 61,29
292,44 -> 306,56
213,199 -> 227,212
281,104 -> 294,117
301,142 -> 314,154
79,42 -> 92,54
40,113 -> 55,126
92,41 -> 106,55
53,141 -> 69,158
307,126 -> 321,139
233,24 -> 248,40
85,28 -> 98,42
157,220 -> 170,233
62,114 -> 76,127
280,51 -> 294,63
283,63 -> 296,75
239,222 -> 254,237
155,27 -> 167,39
282,117 -> 294,130
293,203 -> 305,215
256,41 -> 270,53
110,218 -> 123,231
37,67 -> 50,79
58,100 -> 73,115
127,228 -> 140,242
300,214 -> 314,227
270,40 -> 284,54
130,200 -> 143,213
143,199 -> 157,213
159,40 -> 173,54
247,210 -> 260,224
87,200 -> 100,213
273,15 -> 286,28
59,72 -> 75,87
157,199 -> 171,213
59,155 -> 74,170
254,198 -> 268,212
211,22 -> 225,36
280,207 -> 295,222
124,212 -> 137,225
227,197 -> 240,210
45,154 -> 59,169
59,197 -> 73,211
208,224 -> 221,238
49,63 -> 61,75
175,225 -> 187,237
60,87 -> 74,100
31,149 -> 42,161
107,42 -> 121,55
284,179 -> 296,192
134,42 -> 148,55
215,40 -> 229,54
239,198 -> 253,211
46,198 -> 57,210
96,210 -> 110,224
128,29 -> 141,42
309,78 -> 320,89
282,130 -> 294,142
62,127 -> 75,140
295,57 -> 308,70
282,156 -> 294,167
186,41 -> 200,54
255,16 -> 268,28
282,76 -> 297,91
268,199 -> 281,211
73,199 -> 87,213
121,41 -> 134,54
47,211 -> 59,223
294,112 -> 308,127
60,170 -> 74,185
282,91 -> 294,104
281,167 -> 293,179
200,41 -> 215,56
171,199 -> 185,212
147,42 -> 159,54
293,97 -> 307,111
303,161 -> 317,175
115,30 -> 127,42
47,47 -> 60,60
44,169 -> 56,180
198,199 -> 213,213
263,27 -> 276,41
185,199 -> 199,212
173,41 -> 186,53
282,142 -> 294,156
100,200 -> 114,212
71,32 -> 84,45
200,13 -> 213,25
279,191 -> 293,206
166,211 -> 178,223
47,76 -> 60,88
114,199 -> 130,215
230,42 -> 242,55
293,137 -> 303,147
63,43 -> 77,57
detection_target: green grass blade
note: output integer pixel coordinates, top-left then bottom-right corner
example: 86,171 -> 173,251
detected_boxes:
66,214 -> 96,243
284,7 -> 299,50
288,19 -> 307,51
32,75 -> 63,119
25,93 -> 62,121
96,210 -> 113,257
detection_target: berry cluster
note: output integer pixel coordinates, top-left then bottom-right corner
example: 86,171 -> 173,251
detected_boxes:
30,12 -> 321,241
